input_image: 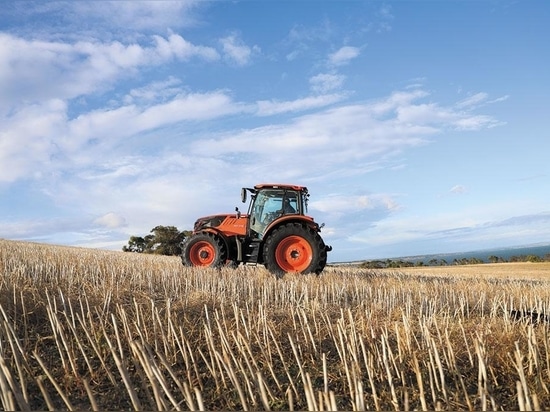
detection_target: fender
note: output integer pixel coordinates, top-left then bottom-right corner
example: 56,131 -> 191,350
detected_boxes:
263,215 -> 319,239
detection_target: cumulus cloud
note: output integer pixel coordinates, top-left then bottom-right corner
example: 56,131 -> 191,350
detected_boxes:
220,34 -> 259,66
0,33 -> 219,110
0,87 -> 242,183
152,33 -> 219,61
328,46 -> 360,66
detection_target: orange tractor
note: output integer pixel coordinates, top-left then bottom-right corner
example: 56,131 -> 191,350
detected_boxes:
181,183 -> 332,275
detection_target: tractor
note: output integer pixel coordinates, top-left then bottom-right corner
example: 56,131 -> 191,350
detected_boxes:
181,183 -> 332,275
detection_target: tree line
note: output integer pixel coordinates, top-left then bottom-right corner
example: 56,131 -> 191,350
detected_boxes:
360,254 -> 550,269
122,226 -> 191,256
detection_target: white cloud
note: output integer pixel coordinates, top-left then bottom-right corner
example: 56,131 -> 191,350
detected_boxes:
48,156 -> 236,240
152,33 -> 219,61
456,92 -> 488,109
16,1 -> 204,33
312,193 -> 400,214
0,88 -> 243,183
0,99 -> 68,182
220,34 -> 258,66
0,33 -> 218,110
456,92 -> 510,111
190,88 -> 497,172
123,77 -> 183,104
387,90 -> 504,130
487,95 -> 510,104
328,46 -> 360,66
91,1 -> 202,30
450,185 -> 467,194
452,115 -> 502,130
255,94 -> 344,116
94,212 -> 127,228
309,73 -> 345,93
310,193 -> 401,241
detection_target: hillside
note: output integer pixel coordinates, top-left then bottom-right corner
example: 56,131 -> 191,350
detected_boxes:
1,239 -> 550,411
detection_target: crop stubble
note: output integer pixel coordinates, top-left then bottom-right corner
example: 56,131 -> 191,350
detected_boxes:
0,239 -> 549,411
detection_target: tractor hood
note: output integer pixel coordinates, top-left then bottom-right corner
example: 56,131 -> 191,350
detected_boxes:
193,214 -> 232,231
193,213 -> 247,232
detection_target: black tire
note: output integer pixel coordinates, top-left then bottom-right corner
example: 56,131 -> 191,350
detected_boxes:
263,222 -> 327,276
181,233 -> 227,268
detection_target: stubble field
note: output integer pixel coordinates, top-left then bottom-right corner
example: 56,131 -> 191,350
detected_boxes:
1,239 -> 549,411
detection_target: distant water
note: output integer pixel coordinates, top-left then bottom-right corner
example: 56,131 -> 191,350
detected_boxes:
394,244 -> 550,264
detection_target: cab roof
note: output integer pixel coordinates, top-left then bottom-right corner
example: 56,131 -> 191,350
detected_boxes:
254,183 -> 307,192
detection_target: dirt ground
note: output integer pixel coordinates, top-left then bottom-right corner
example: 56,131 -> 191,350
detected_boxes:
383,261 -> 550,281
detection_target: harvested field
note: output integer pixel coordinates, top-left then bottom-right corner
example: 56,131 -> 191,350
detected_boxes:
1,239 -> 550,411
382,261 -> 550,281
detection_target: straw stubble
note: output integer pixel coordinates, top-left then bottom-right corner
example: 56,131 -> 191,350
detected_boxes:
0,239 -> 549,410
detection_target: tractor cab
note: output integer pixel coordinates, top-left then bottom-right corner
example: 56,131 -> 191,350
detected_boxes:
241,184 -> 308,239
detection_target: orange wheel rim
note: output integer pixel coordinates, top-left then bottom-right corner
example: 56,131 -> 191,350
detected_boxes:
275,235 -> 312,272
189,241 -> 216,266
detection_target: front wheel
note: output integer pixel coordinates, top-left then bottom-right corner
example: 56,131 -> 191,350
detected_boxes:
263,223 -> 327,276
181,233 -> 227,268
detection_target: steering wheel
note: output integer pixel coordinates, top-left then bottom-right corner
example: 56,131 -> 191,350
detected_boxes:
263,212 -> 279,224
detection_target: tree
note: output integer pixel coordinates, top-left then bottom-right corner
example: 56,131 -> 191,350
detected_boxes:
122,236 -> 147,253
526,254 -> 542,263
360,260 -> 385,269
123,226 -> 192,256
488,255 -> 506,263
147,226 -> 187,256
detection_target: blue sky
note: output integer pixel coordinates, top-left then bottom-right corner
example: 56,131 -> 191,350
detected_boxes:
1,1 -> 549,262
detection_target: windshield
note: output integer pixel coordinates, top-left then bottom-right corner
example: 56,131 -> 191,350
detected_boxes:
249,189 -> 300,237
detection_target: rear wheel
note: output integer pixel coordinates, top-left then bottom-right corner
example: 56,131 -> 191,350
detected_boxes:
263,223 -> 327,276
181,233 -> 227,268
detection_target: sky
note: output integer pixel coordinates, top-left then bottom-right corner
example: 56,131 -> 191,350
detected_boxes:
1,1 -> 549,262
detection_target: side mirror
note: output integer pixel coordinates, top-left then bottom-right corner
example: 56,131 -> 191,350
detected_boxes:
241,188 -> 247,203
